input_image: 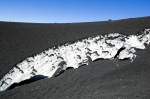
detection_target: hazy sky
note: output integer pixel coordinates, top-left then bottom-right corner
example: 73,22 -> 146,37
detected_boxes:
0,0 -> 150,23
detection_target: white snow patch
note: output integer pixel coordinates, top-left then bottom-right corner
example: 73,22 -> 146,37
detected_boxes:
0,29 -> 150,92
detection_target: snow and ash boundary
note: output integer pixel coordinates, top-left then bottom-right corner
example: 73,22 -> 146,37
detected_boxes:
0,29 -> 150,92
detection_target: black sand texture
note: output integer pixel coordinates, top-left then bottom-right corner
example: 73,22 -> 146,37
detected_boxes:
0,17 -> 150,99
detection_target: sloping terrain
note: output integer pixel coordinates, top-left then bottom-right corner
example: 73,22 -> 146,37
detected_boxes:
0,17 -> 150,99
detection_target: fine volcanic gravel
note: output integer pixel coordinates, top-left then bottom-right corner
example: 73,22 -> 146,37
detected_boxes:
0,16 -> 150,99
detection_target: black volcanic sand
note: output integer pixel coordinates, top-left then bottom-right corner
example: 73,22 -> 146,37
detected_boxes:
0,17 -> 150,99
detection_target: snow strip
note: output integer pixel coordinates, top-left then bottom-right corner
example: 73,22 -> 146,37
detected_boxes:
0,29 -> 150,92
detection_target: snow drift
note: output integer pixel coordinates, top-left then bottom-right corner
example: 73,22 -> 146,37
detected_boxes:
0,29 -> 150,92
